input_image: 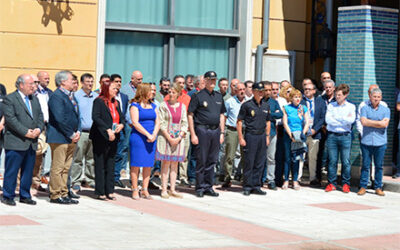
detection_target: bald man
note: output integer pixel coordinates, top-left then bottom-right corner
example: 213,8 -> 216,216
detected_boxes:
121,70 -> 143,101
230,78 -> 240,95
32,71 -> 53,191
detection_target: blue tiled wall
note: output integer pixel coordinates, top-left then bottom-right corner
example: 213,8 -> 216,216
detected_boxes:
336,6 -> 398,173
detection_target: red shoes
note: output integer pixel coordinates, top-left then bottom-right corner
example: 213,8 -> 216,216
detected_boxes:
342,184 -> 350,193
325,184 -> 336,192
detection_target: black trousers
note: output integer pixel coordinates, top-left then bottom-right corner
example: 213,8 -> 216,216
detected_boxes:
93,138 -> 117,196
243,132 -> 266,191
195,126 -> 220,192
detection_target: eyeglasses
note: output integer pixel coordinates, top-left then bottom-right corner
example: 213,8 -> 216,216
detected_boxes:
34,81 -> 40,84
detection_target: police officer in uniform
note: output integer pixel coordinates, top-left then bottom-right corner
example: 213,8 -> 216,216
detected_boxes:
188,71 -> 226,198
237,82 -> 271,196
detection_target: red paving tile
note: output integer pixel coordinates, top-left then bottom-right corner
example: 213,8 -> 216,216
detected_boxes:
0,215 -> 40,226
173,247 -> 263,250
308,202 -> 379,211
333,233 -> 400,250
268,241 -> 350,250
113,194 -> 309,245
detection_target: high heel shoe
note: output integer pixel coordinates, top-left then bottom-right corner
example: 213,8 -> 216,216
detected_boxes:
168,190 -> 183,199
131,187 -> 140,200
107,194 -> 117,200
141,188 -> 153,200
160,191 -> 169,199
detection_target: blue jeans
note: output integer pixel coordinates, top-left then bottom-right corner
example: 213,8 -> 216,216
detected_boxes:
360,144 -> 386,189
327,133 -> 352,186
283,132 -> 299,181
187,143 -> 197,182
114,125 -> 129,181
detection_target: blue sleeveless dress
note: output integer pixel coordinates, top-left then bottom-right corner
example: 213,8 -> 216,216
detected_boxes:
129,102 -> 157,167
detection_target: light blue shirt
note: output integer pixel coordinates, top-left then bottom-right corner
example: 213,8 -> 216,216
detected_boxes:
224,96 -> 243,128
360,103 -> 390,146
284,104 -> 308,132
326,101 -> 356,133
74,89 -> 98,130
120,82 -> 136,100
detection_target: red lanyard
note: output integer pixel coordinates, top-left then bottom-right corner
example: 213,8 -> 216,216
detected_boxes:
109,102 -> 117,120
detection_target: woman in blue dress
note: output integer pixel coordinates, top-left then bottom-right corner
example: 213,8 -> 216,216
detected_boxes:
129,83 -> 160,200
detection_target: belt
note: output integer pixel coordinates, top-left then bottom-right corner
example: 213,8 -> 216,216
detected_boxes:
226,125 -> 237,131
196,124 -> 219,130
328,131 -> 350,136
82,129 -> 90,133
245,129 -> 265,135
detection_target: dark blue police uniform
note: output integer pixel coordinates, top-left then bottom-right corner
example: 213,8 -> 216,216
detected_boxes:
188,72 -> 226,196
237,83 -> 270,195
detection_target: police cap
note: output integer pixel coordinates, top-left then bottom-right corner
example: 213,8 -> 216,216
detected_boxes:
252,82 -> 265,91
204,71 -> 217,79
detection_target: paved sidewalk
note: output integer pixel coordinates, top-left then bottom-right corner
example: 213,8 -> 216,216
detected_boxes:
0,184 -> 399,249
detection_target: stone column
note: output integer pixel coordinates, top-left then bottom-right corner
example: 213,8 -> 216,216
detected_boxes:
336,5 -> 398,174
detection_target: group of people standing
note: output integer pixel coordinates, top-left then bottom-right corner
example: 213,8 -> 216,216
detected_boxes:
0,69 -> 393,206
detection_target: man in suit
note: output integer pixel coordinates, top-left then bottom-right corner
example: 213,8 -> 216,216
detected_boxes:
1,74 -> 44,206
47,70 -> 81,204
300,79 -> 326,186
112,74 -> 129,188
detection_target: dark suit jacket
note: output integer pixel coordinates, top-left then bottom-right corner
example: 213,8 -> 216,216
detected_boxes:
47,88 -> 81,144
90,98 -> 125,142
119,92 -> 129,117
3,91 -> 44,151
301,95 -> 326,140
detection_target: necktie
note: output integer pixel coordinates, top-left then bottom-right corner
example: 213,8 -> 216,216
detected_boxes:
25,96 -> 32,116
306,98 -> 314,119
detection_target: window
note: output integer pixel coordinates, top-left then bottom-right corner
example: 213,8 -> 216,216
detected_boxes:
104,0 -> 244,85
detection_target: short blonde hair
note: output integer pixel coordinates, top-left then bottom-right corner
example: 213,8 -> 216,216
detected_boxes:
170,82 -> 182,96
289,89 -> 302,100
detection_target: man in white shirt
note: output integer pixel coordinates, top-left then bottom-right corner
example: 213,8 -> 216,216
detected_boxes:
325,84 -> 356,193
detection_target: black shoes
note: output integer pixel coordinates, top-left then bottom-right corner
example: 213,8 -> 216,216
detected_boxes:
196,191 -> 204,198
310,179 -> 321,187
204,189 -> 219,197
221,181 -> 232,188
252,188 -> 267,195
20,198 -> 37,205
1,198 -> 16,206
268,182 -> 277,191
64,197 -> 79,204
50,197 -> 79,204
114,180 -> 125,188
68,191 -> 80,199
50,197 -> 69,204
243,188 -> 267,196
2,197 -> 37,206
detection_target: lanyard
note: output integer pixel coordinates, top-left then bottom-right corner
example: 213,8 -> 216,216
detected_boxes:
109,102 -> 117,120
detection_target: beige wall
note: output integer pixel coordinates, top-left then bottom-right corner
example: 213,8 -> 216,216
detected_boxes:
252,0 -> 324,86
0,0 -> 98,91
